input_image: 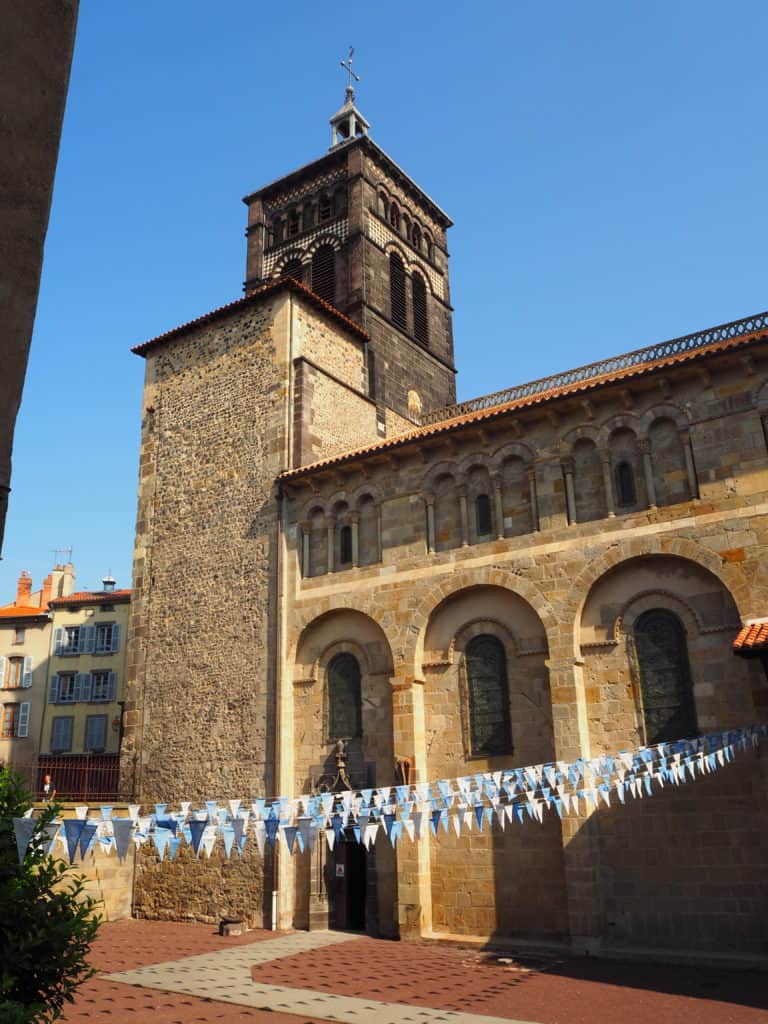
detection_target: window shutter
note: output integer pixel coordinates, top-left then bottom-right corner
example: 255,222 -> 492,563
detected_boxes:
54,628 -> 63,656
81,673 -> 92,702
17,702 -> 30,738
73,673 -> 85,703
0,655 -> 6,686
108,672 -> 117,701
22,656 -> 33,688
111,623 -> 121,653
49,675 -> 59,704
82,626 -> 95,654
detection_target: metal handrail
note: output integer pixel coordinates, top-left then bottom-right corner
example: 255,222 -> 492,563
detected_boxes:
421,311 -> 768,427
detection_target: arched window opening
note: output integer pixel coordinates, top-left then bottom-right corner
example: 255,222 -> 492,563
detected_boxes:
412,271 -> 429,345
334,188 -> 347,217
476,494 -> 492,537
272,217 -> 284,245
402,214 -> 411,242
281,257 -> 303,284
634,609 -> 697,744
465,635 -> 512,757
339,525 -> 353,566
389,252 -> 407,330
287,209 -> 300,237
412,224 -> 422,251
424,233 -> 434,262
319,193 -> 332,222
311,244 -> 336,306
379,193 -> 389,219
327,653 -> 362,740
389,203 -> 400,231
615,460 -> 636,507
303,202 -> 316,230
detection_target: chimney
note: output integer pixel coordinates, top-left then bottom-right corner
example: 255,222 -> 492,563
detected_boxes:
16,570 -> 32,606
41,574 -> 53,608
61,562 -> 76,597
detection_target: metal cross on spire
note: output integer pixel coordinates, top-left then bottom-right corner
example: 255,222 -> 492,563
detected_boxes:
340,46 -> 360,100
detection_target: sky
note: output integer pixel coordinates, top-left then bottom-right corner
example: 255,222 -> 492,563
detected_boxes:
2,0 -> 767,601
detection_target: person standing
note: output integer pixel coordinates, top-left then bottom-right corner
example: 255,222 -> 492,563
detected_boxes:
42,774 -> 56,802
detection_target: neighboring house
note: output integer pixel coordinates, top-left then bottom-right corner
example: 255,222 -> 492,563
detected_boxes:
0,564 -> 75,781
42,578 -> 130,773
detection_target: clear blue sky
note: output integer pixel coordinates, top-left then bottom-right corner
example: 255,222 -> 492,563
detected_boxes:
3,1 -> 767,601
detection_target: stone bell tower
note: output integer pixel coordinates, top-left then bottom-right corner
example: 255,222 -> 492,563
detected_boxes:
242,56 -> 457,420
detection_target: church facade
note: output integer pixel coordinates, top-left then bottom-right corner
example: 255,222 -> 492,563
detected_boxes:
122,90 -> 768,958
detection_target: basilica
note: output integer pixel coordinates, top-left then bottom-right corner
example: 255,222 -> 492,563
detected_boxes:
121,82 -> 768,958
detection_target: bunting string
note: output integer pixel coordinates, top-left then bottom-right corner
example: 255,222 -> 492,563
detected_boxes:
11,725 -> 766,864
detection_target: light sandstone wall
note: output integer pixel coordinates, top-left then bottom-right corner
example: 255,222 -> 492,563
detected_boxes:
284,341 -> 768,953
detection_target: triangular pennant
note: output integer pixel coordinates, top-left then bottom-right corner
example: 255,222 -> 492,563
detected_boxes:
221,826 -> 235,859
325,827 -> 336,851
112,818 -> 135,861
168,835 -> 183,860
13,817 -> 36,863
99,806 -> 114,821
205,800 -> 218,822
188,819 -> 207,856
363,822 -> 378,849
154,803 -> 167,818
201,826 -> 217,858
153,827 -> 170,862
63,819 -> 87,864
254,821 -> 267,856
282,825 -> 298,854
228,799 -> 241,819
155,817 -> 178,835
128,804 -> 141,822
41,822 -> 60,856
264,817 -> 279,848
232,816 -> 246,851
74,806 -> 89,821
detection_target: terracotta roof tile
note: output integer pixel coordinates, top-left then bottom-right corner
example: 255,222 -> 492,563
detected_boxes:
733,622 -> 768,655
0,604 -> 50,619
49,589 -> 131,607
280,323 -> 768,481
132,277 -> 369,357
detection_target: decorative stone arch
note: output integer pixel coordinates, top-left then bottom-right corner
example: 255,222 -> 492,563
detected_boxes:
298,496 -> 328,523
597,412 -> 644,448
325,489 -> 352,514
348,482 -> 384,509
456,450 -> 495,477
273,248 -> 308,277
639,402 -> 691,435
449,617 -> 523,666
603,589 -> 707,648
383,239 -> 411,269
559,425 -> 601,456
408,568 -> 557,677
289,604 -> 396,685
490,440 -> 535,469
421,459 -> 459,493
306,233 -> 343,257
564,538 -> 750,658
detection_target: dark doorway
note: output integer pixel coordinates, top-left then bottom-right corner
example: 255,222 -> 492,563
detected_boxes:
331,833 -> 366,931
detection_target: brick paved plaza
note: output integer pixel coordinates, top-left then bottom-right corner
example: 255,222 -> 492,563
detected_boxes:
60,920 -> 768,1024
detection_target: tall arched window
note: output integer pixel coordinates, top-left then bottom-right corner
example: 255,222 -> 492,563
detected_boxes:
389,202 -> 401,231
311,244 -> 336,306
412,224 -> 422,251
465,635 -> 512,757
272,217 -> 284,245
475,494 -> 492,537
318,193 -> 332,222
634,609 -> 696,744
390,252 -> 407,330
615,460 -> 636,507
412,271 -> 429,345
339,525 -> 352,565
327,653 -> 362,740
281,257 -> 303,284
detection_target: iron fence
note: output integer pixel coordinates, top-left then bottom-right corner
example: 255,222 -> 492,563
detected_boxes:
7,755 -> 128,803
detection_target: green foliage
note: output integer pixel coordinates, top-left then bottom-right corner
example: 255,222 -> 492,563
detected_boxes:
0,769 -> 102,1022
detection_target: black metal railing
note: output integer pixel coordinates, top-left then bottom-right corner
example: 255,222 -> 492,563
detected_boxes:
7,755 -> 128,802
421,311 -> 768,426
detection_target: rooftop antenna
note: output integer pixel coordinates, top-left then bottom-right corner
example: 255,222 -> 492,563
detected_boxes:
340,46 -> 360,102
51,546 -> 73,566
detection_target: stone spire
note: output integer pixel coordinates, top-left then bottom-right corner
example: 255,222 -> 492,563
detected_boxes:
329,47 -> 370,149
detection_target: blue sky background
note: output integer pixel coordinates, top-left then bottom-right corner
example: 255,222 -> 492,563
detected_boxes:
3,1 -> 767,600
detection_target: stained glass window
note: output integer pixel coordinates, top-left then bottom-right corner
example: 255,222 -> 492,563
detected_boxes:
635,610 -> 697,744
328,653 -> 362,740
465,635 -> 512,756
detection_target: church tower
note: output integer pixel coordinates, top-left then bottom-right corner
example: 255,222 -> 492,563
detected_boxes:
242,63 -> 456,420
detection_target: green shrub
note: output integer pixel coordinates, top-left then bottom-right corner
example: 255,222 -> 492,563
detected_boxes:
0,769 -> 101,1022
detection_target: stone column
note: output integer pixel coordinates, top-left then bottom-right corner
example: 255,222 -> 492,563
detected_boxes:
528,467 -> 540,531
681,430 -> 699,499
376,503 -> 383,562
424,493 -> 435,554
350,512 -> 360,567
457,487 -> 469,547
326,516 -> 335,573
638,440 -> 657,508
599,450 -> 616,517
492,473 -> 505,540
562,459 -> 576,524
300,521 -> 310,578
390,674 -> 432,938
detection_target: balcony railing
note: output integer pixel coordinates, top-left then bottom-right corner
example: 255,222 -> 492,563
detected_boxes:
421,311 -> 768,427
7,755 -> 129,802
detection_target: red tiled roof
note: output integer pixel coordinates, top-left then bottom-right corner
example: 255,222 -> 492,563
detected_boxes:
132,277 -> 369,357
733,621 -> 768,655
49,589 -> 131,607
279,323 -> 768,481
0,604 -> 49,619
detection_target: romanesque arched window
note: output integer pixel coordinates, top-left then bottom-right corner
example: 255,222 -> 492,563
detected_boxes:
339,525 -> 353,566
389,202 -> 401,231
327,653 -> 362,740
412,224 -> 422,251
390,252 -> 407,330
312,244 -> 336,306
412,270 -> 429,346
282,257 -> 303,284
287,208 -> 300,237
465,635 -> 512,757
615,460 -> 636,507
318,193 -> 332,222
476,494 -> 492,537
272,216 -> 284,245
634,609 -> 696,744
